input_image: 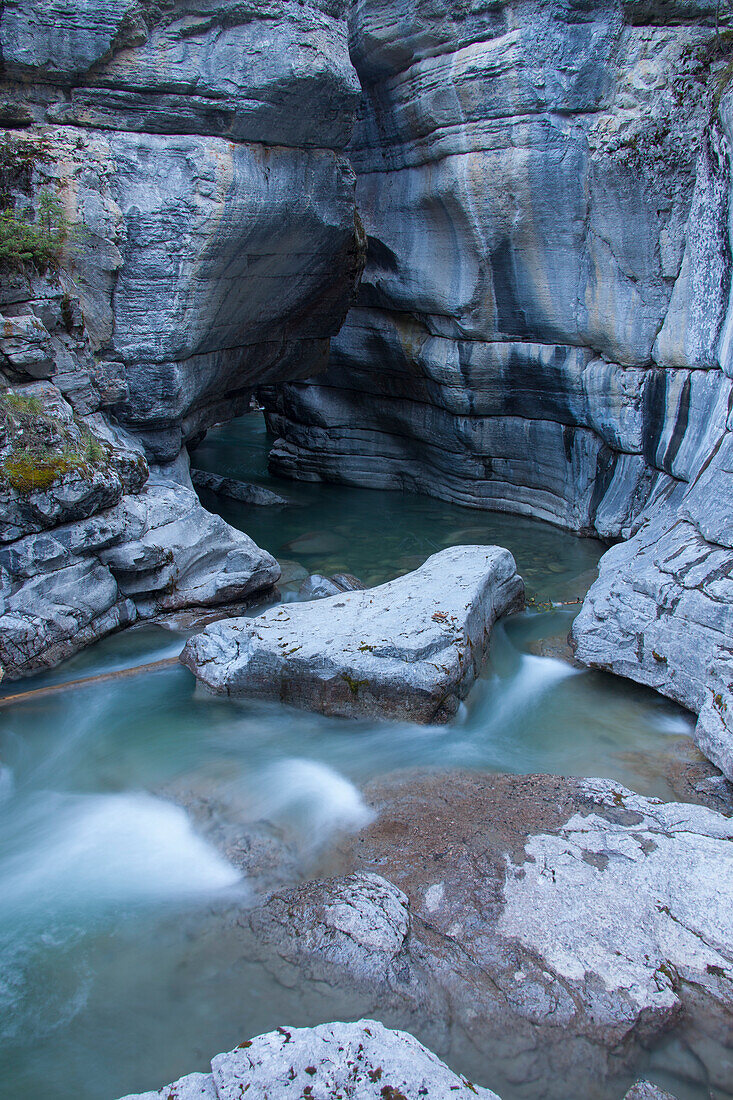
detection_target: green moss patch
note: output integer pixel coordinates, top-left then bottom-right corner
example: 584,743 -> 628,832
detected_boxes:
0,389 -> 110,494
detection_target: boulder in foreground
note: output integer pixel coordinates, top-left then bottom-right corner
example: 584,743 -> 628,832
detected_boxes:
181,545 -> 524,721
118,1018 -> 499,1100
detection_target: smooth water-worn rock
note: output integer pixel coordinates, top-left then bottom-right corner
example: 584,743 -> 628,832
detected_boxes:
118,1019 -> 499,1100
0,299 -> 280,677
0,474 -> 280,678
0,0 -> 363,461
259,772 -> 733,1100
572,504 -> 733,780
191,470 -> 288,507
261,0 -> 733,774
0,0 -> 363,673
298,571 -> 366,599
181,545 -> 524,720
265,0 -> 730,530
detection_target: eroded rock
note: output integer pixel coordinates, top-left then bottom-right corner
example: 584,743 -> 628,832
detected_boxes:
259,772 -> 733,1099
181,545 -> 524,720
117,1019 -> 499,1100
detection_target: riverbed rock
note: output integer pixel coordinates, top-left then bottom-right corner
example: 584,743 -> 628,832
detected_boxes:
257,772 -> 733,1100
624,1083 -> 678,1100
118,1019 -> 499,1100
249,872 -> 411,985
298,571 -> 366,599
181,545 -> 524,720
191,470 -> 288,507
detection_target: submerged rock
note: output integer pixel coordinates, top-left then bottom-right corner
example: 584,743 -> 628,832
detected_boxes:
117,1019 -> 499,1100
298,571 -> 366,599
191,470 -> 288,507
181,545 -> 524,721
249,872 -> 411,986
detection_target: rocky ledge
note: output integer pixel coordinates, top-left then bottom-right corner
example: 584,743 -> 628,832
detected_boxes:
0,309 -> 280,678
118,1019 -> 498,1100
180,545 -> 524,720
238,771 -> 733,1099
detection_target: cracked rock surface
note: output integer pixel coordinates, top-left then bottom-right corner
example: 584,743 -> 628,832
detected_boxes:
260,772 -> 733,1100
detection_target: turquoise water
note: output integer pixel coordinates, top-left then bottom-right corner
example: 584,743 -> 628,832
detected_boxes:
0,414 -> 707,1100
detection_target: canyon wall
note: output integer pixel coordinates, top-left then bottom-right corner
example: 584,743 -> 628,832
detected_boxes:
0,0 -> 363,676
263,0 -> 733,776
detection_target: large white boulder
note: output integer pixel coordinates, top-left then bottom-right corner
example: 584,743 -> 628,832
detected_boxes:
181,545 -> 524,721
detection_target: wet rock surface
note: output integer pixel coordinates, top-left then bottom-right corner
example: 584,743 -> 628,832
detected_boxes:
181,545 -> 524,720
298,571 -> 366,599
239,771 -> 733,1100
191,470 -> 288,507
118,1019 -> 499,1100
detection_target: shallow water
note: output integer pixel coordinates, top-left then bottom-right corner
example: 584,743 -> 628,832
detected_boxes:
0,414 -> 712,1100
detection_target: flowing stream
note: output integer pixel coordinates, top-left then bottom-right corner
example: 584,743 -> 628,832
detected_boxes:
0,414 -> 709,1099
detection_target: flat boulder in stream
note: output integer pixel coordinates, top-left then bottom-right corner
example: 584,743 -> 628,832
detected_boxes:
180,545 -> 524,721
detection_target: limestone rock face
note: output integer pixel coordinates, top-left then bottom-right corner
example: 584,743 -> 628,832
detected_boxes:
265,0 -> 729,529
0,284 -> 279,679
117,1019 -> 499,1100
260,0 -> 733,773
181,545 -> 524,720
0,0 -> 361,674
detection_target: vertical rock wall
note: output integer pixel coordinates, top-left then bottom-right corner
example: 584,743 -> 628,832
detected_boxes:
262,0 -> 733,775
0,0 -> 364,676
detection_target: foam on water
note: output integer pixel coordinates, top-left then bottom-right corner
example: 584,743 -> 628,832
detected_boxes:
651,711 -> 696,736
248,758 -> 375,847
472,653 -> 579,734
0,791 -> 240,921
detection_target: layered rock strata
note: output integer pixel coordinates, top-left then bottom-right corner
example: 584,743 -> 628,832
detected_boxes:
0,0 -> 364,675
181,544 -> 524,719
261,0 -> 733,773
118,1019 -> 499,1100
